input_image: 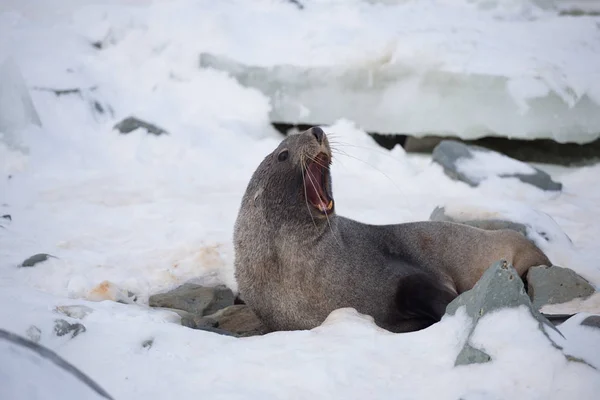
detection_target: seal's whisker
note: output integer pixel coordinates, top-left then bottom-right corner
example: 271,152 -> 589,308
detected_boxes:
330,147 -> 406,196
300,154 -> 318,229
305,155 -> 330,170
328,139 -> 409,163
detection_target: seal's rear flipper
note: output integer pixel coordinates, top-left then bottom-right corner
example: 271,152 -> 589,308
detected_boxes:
393,273 -> 457,328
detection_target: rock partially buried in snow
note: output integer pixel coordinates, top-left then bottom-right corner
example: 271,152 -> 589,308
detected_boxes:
53,319 -> 86,339
19,253 -> 55,267
430,206 -> 528,237
185,305 -> 268,337
581,316 -> 600,329
149,283 -> 235,317
432,140 -> 562,191
428,204 -> 573,247
113,116 -> 168,136
527,265 -> 596,310
445,260 -> 561,366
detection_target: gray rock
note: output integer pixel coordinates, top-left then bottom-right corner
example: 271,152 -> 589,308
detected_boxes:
191,305 -> 268,337
114,116 -> 167,136
149,283 -> 235,317
141,339 -> 153,349
20,253 -> 56,267
432,140 -> 562,191
429,206 -> 572,246
55,305 -> 94,320
455,343 -> 491,366
25,326 -> 41,343
181,315 -> 218,330
581,315 -> 600,329
53,319 -> 86,339
429,206 -> 528,237
446,260 -> 561,366
527,265 -> 596,310
1,214 -> 10,221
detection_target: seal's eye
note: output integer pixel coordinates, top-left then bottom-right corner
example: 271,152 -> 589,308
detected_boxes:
278,150 -> 289,162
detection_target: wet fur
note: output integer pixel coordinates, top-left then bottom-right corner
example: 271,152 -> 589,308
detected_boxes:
233,129 -> 551,333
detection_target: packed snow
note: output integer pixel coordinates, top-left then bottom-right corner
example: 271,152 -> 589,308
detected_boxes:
1,1 -> 600,399
454,149 -> 538,182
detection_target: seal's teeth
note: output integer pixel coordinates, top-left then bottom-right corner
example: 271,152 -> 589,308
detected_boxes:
326,200 -> 333,210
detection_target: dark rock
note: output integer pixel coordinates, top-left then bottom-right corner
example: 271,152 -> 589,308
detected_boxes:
446,260 -> 561,366
432,140 -> 562,191
20,253 -> 55,267
53,319 -> 86,339
527,265 -> 596,310
142,339 -> 153,349
113,116 -> 168,136
1,214 -> 10,221
149,283 -> 235,317
581,316 -> 600,329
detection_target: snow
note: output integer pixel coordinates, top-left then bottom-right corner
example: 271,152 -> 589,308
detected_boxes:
455,149 -> 538,183
542,293 -> 600,315
196,0 -> 600,143
0,329 -> 110,400
0,0 -> 599,398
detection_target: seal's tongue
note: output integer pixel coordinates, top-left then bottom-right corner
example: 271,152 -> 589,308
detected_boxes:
305,155 -> 333,213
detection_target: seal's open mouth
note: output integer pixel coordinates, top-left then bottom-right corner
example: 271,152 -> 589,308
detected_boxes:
304,153 -> 334,215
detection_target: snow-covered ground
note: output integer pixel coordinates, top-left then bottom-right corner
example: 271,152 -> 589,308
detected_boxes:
1,1 -> 600,399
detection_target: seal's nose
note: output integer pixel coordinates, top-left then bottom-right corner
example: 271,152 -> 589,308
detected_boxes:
311,127 -> 325,144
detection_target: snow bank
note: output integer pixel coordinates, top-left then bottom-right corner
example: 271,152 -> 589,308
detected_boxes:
197,0 -> 600,143
1,285 -> 599,400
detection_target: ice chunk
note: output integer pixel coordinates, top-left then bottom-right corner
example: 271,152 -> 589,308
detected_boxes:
0,58 -> 41,149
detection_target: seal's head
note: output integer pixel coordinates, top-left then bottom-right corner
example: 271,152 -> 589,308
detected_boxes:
243,126 -> 335,225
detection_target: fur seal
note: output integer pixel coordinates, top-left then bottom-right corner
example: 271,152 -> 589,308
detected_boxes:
233,127 -> 551,333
